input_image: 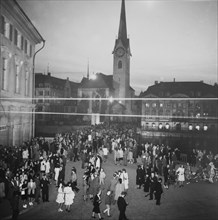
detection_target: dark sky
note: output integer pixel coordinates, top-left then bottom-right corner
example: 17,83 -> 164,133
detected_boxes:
18,0 -> 217,95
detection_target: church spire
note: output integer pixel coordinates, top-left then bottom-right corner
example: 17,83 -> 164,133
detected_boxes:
118,0 -> 128,48
87,58 -> 89,79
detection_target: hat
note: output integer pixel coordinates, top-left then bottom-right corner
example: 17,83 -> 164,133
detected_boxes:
121,191 -> 127,196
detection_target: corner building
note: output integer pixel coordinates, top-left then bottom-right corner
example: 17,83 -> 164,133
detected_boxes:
0,0 -> 44,146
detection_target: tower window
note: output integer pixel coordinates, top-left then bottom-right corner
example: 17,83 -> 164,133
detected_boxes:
118,60 -> 122,69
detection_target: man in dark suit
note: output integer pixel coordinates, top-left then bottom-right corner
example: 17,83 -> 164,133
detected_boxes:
149,172 -> 157,200
40,174 -> 50,202
154,178 -> 163,205
117,191 -> 129,220
57,166 -> 64,187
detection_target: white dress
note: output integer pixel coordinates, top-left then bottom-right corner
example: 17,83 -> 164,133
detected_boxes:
64,186 -> 75,206
56,187 -> 64,204
122,172 -> 129,190
176,167 -> 185,182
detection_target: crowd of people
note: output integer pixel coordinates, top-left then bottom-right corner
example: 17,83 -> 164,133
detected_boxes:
0,123 -> 218,220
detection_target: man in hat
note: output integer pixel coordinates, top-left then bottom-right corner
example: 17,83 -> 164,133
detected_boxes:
40,174 -> 50,202
117,191 -> 129,220
154,178 -> 163,205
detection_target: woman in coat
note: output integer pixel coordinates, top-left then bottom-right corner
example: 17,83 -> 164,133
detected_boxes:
91,189 -> 103,219
114,178 -> 125,202
176,164 -> 185,187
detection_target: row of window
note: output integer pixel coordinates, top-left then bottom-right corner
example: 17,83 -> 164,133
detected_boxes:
0,125 -> 7,131
38,90 -> 50,96
1,57 -> 29,96
156,91 -> 203,97
1,15 -> 32,57
144,110 -> 211,117
143,122 -> 209,131
145,102 -> 215,109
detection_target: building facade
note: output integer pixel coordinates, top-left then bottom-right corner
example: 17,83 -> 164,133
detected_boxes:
140,81 -> 218,151
35,73 -> 79,134
0,0 -> 44,146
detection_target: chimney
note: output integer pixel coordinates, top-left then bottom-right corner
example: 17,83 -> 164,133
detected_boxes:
173,78 -> 175,82
155,81 -> 158,85
47,72 -> 51,76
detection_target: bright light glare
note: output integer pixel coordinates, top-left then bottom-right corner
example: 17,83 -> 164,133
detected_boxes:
109,96 -> 113,103
90,74 -> 97,80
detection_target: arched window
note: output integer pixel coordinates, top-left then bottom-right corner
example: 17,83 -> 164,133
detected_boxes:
118,60 -> 122,69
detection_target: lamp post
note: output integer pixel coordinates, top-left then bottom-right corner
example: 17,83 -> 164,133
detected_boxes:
109,96 -> 113,127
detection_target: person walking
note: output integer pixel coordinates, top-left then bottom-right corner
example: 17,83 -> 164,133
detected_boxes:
121,169 -> 129,191
56,182 -> 65,212
114,178 -> 125,202
92,189 -> 103,219
154,178 -> 163,205
117,191 -> 129,220
11,190 -> 20,220
40,174 -> 50,202
34,174 -> 41,204
103,190 -> 112,217
108,173 -> 118,205
99,168 -> 106,186
27,178 -> 36,206
176,164 -> 185,187
82,174 -> 89,201
136,165 -> 144,189
64,182 -> 75,212
148,172 -> 157,200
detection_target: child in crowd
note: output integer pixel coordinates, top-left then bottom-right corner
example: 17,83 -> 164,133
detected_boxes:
56,182 -> 65,212
99,168 -> 106,185
103,190 -> 112,217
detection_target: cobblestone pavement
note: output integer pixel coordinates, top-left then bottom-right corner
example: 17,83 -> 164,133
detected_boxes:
2,154 -> 218,220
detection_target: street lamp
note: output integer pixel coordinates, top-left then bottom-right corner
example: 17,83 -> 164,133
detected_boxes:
203,125 -> 208,131
189,124 -> 193,131
109,96 -> 113,103
195,125 -> 200,131
90,73 -> 97,80
109,96 -> 113,126
159,123 -> 163,129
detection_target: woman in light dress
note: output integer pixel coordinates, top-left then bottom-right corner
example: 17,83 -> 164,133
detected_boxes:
64,182 -> 75,212
176,164 -> 185,187
56,182 -> 65,212
209,162 -> 216,183
120,169 -> 129,191
99,168 -> 106,185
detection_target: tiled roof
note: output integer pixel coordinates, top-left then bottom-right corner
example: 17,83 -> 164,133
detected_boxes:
80,73 -> 114,89
35,73 -> 80,89
140,81 -> 218,98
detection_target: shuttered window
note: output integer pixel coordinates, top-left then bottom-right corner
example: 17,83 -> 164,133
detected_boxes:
14,28 -> 18,45
9,24 -> 13,41
1,15 -> 5,34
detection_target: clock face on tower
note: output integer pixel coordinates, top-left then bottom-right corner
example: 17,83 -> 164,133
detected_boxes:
115,47 -> 125,57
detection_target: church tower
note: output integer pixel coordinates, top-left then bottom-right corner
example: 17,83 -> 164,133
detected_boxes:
113,0 -> 131,106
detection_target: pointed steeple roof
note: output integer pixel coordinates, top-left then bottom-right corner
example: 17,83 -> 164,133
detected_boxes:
87,59 -> 89,79
117,0 -> 129,49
